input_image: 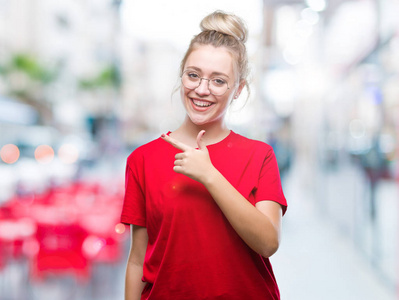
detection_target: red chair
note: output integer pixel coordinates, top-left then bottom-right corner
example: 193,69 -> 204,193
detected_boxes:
30,223 -> 89,282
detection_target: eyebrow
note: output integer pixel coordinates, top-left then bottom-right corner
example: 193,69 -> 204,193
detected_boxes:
185,66 -> 230,79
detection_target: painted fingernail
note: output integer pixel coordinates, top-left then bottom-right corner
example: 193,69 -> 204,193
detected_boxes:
161,133 -> 166,138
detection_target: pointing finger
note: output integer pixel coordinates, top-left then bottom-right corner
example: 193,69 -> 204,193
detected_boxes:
196,130 -> 206,150
161,133 -> 191,152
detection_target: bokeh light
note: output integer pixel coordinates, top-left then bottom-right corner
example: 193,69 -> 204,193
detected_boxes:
301,8 -> 320,25
0,144 -> 20,164
82,235 -> 106,258
58,144 -> 79,164
115,223 -> 126,234
305,0 -> 327,12
34,145 -> 55,164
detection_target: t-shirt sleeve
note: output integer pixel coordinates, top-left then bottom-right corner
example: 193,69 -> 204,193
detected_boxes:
255,147 -> 287,215
120,154 -> 147,226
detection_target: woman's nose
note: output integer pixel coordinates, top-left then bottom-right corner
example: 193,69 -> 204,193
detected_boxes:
195,78 -> 211,95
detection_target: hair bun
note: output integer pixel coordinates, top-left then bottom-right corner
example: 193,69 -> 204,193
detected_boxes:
200,10 -> 248,43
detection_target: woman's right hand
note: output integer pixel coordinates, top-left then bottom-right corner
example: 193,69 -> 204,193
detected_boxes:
161,130 -> 217,185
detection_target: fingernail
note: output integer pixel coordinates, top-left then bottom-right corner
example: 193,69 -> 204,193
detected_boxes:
161,133 -> 166,138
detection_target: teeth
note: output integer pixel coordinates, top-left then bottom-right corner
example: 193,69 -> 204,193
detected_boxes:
193,99 -> 212,107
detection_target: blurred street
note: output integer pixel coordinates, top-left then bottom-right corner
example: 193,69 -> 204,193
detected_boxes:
273,159 -> 397,300
1,0 -> 399,299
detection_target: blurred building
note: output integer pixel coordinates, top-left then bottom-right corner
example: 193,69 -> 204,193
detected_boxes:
0,0 -> 122,132
261,0 -> 399,292
119,38 -> 183,146
0,0 -> 123,212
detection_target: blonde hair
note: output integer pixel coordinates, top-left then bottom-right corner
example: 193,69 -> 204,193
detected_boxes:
179,11 -> 250,94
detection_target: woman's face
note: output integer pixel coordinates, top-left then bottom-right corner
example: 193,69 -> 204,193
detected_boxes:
181,45 -> 243,127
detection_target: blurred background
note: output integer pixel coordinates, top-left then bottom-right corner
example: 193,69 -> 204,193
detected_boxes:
0,0 -> 398,299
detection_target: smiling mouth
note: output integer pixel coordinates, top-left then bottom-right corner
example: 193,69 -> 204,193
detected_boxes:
192,99 -> 213,108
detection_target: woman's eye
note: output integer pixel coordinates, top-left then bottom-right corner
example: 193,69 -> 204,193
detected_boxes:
188,72 -> 200,79
213,78 -> 226,86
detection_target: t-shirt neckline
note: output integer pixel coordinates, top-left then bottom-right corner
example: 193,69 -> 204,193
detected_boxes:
165,130 -> 235,149
207,130 -> 234,148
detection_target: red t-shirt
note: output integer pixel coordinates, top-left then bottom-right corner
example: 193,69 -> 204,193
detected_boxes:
121,131 -> 287,300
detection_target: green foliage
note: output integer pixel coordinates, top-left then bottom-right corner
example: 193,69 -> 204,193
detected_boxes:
14,54 -> 57,83
0,53 -> 58,83
79,64 -> 120,90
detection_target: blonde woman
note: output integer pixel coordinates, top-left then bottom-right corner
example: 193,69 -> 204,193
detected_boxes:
121,10 -> 287,300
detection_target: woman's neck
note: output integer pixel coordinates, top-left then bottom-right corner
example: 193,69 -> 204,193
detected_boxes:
171,117 -> 231,147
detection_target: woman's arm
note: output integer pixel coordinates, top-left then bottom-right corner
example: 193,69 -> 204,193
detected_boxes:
161,131 -> 283,258
203,169 -> 282,258
125,225 -> 148,300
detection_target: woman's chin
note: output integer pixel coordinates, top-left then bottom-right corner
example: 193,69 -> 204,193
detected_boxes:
186,112 -> 225,128
189,117 -> 208,126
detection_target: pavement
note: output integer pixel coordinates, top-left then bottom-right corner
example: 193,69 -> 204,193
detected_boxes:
271,161 -> 397,300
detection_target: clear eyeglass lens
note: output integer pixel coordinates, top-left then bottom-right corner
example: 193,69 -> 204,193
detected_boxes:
181,72 -> 228,96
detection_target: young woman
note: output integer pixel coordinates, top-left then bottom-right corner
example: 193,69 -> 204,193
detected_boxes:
121,10 -> 287,300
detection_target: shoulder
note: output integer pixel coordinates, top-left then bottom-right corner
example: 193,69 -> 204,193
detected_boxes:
126,136 -> 166,165
230,131 -> 273,154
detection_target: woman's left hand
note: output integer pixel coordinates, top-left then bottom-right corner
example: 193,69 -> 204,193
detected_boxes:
161,130 -> 215,183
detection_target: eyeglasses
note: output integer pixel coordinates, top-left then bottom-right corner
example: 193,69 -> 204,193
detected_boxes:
181,70 -> 230,96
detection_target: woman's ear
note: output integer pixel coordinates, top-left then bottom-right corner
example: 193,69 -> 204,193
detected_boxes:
234,80 -> 246,99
